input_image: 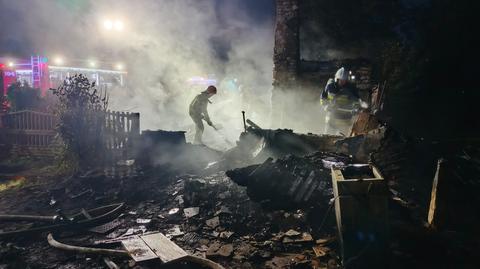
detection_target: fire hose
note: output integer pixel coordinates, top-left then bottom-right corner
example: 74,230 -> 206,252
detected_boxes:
47,233 -> 225,269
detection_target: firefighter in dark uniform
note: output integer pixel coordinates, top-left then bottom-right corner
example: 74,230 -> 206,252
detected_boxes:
189,85 -> 217,144
320,67 -> 367,135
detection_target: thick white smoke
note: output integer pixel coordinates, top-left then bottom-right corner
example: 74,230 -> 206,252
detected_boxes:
1,0 -> 275,150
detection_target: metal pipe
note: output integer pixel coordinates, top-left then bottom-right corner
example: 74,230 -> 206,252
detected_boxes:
0,214 -> 58,222
242,111 -> 247,132
47,233 -> 129,257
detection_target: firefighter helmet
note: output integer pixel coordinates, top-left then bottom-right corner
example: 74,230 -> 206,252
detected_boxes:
335,67 -> 348,82
206,85 -> 217,94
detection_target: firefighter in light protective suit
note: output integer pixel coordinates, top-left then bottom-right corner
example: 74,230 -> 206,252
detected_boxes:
320,67 -> 367,135
189,85 -> 217,144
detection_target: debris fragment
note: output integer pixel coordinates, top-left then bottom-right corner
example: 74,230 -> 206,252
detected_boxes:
136,218 -> 151,224
89,219 -> 123,234
214,206 -> 232,216
183,207 -> 200,218
217,244 -> 234,257
284,229 -> 301,236
168,208 -> 180,215
206,216 -> 220,229
206,242 -> 221,257
219,231 -> 234,239
123,226 -> 147,236
165,225 -> 184,238
312,245 -> 330,257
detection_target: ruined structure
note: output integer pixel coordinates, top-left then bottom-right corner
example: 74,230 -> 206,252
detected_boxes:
272,0 -> 372,131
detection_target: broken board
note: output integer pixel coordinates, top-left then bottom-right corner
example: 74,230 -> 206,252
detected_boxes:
140,233 -> 188,263
121,232 -> 188,263
331,165 -> 389,268
121,236 -> 158,262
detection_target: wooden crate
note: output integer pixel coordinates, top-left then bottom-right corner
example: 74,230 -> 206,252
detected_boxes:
331,165 -> 389,268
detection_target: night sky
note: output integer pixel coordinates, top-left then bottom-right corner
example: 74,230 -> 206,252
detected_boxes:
0,0 -> 275,58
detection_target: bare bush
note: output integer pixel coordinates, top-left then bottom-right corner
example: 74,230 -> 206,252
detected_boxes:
51,75 -> 108,171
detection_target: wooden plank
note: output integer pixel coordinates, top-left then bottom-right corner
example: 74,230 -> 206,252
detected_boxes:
121,112 -> 126,148
121,236 -> 158,262
1,129 -> 56,136
140,232 -> 188,263
113,112 -> 117,149
131,113 -> 140,134
428,159 -> 441,226
331,165 -> 388,268
126,112 -> 131,133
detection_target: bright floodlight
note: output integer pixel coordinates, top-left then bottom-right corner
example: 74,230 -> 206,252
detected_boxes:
54,57 -> 64,65
7,62 -> 14,67
89,61 -> 96,68
103,19 -> 113,30
115,63 -> 124,70
114,20 -> 124,31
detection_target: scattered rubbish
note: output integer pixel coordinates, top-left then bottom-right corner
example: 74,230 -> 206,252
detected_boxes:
322,158 -> 345,169
123,226 -> 147,237
316,237 -> 335,245
196,245 -> 209,252
206,242 -> 234,257
165,225 -> 184,238
206,216 -> 220,229
283,232 -> 313,243
168,208 -> 180,215
0,203 -> 125,239
218,191 -> 231,199
265,254 -> 307,269
89,218 -> 123,234
219,231 -> 234,239
227,152 -> 352,208
184,207 -> 200,218
312,245 -> 330,257
136,218 -> 151,224
206,242 -> 221,257
174,195 -> 184,206
214,206 -> 232,216
284,229 -> 301,236
217,244 -> 234,257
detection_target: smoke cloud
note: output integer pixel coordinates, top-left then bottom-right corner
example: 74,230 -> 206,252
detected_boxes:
0,0 -> 275,150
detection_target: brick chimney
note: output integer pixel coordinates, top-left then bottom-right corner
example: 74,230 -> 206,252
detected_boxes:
272,0 -> 300,126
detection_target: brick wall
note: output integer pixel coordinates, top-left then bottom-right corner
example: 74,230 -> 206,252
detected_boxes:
273,0 -> 300,88
272,0 -> 300,126
271,0 -> 373,130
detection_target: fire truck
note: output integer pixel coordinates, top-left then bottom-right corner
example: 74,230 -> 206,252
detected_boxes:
0,56 -> 127,96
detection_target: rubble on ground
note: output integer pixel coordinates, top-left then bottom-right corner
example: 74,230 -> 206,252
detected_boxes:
218,121 -> 343,171
226,152 -> 352,208
1,126 -> 480,268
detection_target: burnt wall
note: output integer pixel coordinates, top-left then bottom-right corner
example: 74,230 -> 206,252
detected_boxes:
272,0 -> 376,130
273,0 -> 299,88
271,0 -> 301,129
299,0 -> 398,62
272,0 -> 480,141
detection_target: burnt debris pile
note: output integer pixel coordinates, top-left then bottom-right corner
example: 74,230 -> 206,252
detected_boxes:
227,152 -> 352,208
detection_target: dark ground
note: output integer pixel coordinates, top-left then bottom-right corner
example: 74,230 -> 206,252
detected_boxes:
1,135 -> 479,269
